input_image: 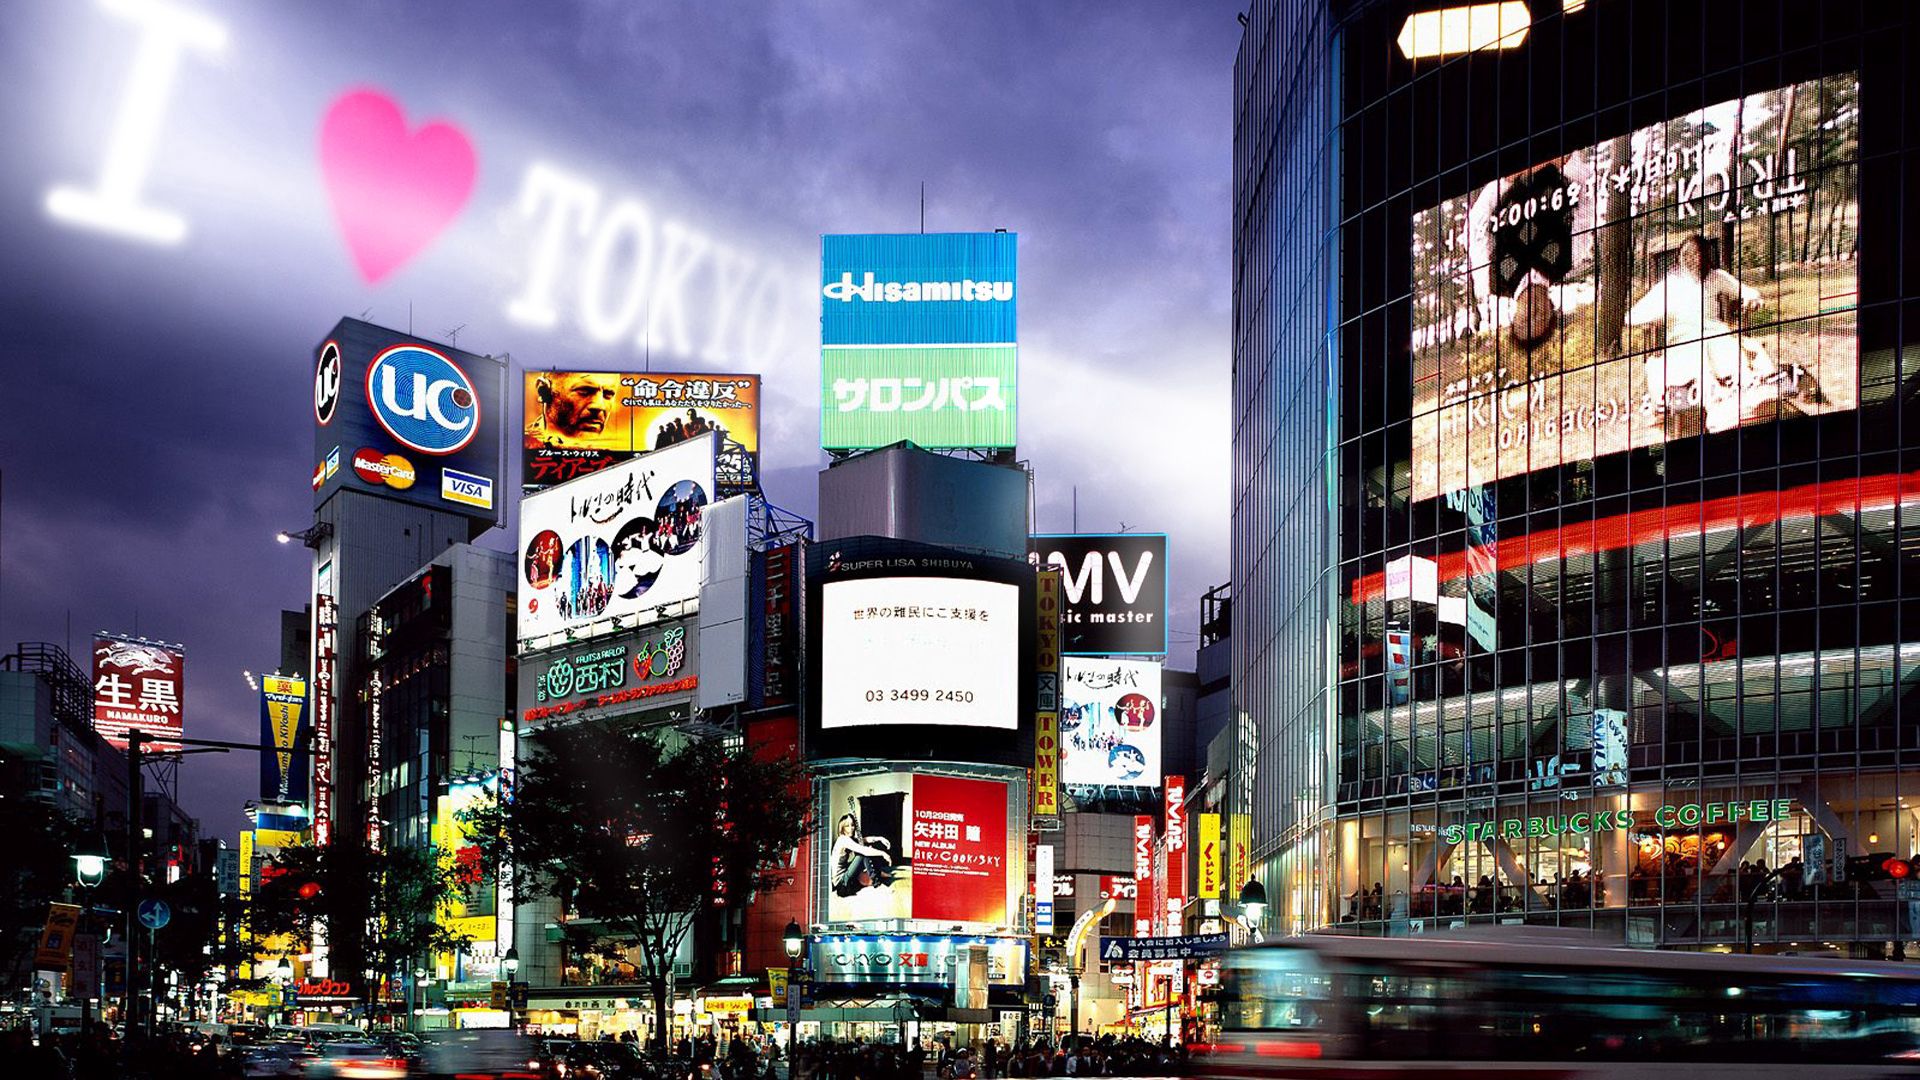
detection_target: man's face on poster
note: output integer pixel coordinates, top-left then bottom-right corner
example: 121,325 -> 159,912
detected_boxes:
544,373 -> 619,437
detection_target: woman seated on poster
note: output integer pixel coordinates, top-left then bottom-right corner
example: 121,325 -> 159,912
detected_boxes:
1627,234 -> 1769,433
830,812 -> 895,896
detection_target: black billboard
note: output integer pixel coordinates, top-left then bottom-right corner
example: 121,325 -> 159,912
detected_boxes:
805,536 -> 1034,766
1027,534 -> 1168,656
312,318 -> 507,527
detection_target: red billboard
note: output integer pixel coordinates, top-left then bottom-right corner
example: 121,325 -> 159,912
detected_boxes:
1133,815 -> 1154,937
908,775 -> 1009,925
1164,775 -> 1187,931
91,635 -> 185,752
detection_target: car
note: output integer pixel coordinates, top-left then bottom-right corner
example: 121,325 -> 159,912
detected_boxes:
239,1043 -> 305,1078
419,1027 -> 548,1080
302,1039 -> 410,1079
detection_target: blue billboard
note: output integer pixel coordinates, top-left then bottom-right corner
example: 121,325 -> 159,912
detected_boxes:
312,318 -> 506,525
820,232 -> 1017,346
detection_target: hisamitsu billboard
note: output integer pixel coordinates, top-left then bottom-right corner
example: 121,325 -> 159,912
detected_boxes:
821,232 -> 1017,346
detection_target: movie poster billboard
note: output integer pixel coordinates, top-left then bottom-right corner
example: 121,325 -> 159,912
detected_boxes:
1028,534 -> 1168,655
259,675 -> 309,805
1059,658 -> 1162,788
91,635 -> 185,752
826,771 -> 1011,926
518,434 -> 717,650
522,371 -> 759,491
1411,75 -> 1859,502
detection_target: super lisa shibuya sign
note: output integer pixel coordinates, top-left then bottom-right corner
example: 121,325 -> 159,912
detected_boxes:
313,318 -> 506,525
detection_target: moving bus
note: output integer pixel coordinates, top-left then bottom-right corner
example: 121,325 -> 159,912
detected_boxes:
1204,928 -> 1920,1077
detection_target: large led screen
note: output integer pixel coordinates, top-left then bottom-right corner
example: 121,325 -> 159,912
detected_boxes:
820,576 -> 1019,730
522,371 -> 759,491
825,771 -> 1011,926
517,434 -> 716,650
1410,75 -> 1859,501
1060,657 -> 1161,788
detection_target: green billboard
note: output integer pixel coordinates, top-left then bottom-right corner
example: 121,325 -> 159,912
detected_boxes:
821,345 -> 1017,451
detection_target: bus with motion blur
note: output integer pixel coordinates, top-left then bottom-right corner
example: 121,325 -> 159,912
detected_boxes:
1201,927 -> 1920,1077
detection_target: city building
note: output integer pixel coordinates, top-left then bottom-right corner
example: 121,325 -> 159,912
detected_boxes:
1233,0 -> 1919,952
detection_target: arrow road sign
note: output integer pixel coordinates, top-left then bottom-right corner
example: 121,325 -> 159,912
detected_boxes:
136,899 -> 172,931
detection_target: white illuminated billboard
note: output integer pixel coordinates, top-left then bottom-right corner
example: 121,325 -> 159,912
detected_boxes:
1060,658 -> 1162,788
821,576 -> 1018,730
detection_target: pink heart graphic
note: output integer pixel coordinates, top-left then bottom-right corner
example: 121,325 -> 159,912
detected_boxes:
319,89 -> 477,284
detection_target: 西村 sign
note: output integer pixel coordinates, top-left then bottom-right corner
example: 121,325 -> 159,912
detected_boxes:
518,621 -> 698,726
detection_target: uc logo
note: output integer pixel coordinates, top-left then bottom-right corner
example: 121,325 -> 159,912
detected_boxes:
366,344 -> 479,455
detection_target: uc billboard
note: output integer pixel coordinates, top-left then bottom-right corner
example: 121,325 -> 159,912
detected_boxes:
820,232 -> 1017,451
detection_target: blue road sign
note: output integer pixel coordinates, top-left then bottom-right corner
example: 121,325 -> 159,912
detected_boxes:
136,899 -> 172,931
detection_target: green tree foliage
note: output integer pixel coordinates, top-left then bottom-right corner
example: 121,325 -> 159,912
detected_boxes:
0,789 -> 86,983
464,724 -> 811,1054
246,841 -> 473,987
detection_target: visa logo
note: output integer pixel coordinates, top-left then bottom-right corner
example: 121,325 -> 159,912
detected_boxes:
441,468 -> 493,510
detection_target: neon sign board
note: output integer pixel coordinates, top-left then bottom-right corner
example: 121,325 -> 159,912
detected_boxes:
1441,799 -> 1795,845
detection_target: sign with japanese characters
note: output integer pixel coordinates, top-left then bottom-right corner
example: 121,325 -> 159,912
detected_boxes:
259,675 -> 308,805
1033,568 -> 1062,817
820,576 -> 1019,730
516,619 -> 699,727
1411,74 -> 1859,502
820,232 -> 1018,451
517,434 -> 716,650
522,371 -> 760,491
91,634 -> 185,752
1098,934 -> 1227,963
1060,658 -> 1162,789
825,771 -> 1014,927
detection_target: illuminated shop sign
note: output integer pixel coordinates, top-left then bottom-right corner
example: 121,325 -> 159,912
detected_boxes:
1441,799 -> 1795,845
519,622 -> 697,725
806,934 -> 1028,987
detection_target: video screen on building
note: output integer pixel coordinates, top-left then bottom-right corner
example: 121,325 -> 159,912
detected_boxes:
1410,75 -> 1859,502
521,371 -> 759,491
820,576 -> 1019,730
824,771 -> 1011,926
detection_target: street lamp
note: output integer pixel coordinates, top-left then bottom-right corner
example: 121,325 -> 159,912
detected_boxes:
413,967 -> 429,1034
783,921 -> 805,1078
1237,878 -> 1268,943
503,947 -> 521,1031
73,832 -> 110,889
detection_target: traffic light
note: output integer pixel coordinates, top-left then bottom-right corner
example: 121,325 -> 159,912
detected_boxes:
1844,852 -> 1916,881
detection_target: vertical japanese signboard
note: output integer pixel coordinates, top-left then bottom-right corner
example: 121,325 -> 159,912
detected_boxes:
91,635 -> 185,752
1197,812 -> 1223,899
761,544 -> 799,710
312,594 -> 338,847
1164,776 -> 1187,932
1229,813 -> 1252,898
1034,843 -> 1055,934
1032,568 -> 1061,817
1133,815 -> 1154,938
259,675 -> 309,805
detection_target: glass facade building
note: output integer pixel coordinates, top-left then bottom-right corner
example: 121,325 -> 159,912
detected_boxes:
1233,0 -> 1920,951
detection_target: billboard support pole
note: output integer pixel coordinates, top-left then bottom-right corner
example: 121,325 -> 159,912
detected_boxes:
125,729 -> 142,1038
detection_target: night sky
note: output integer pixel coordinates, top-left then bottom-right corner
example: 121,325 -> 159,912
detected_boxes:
0,0 -> 1241,838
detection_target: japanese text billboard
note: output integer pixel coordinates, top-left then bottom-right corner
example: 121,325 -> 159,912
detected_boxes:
313,318 -> 506,524
820,232 -> 1017,451
259,675 -> 308,806
91,635 -> 184,752
1060,658 -> 1162,789
522,371 -> 760,491
516,619 -> 699,728
518,434 -> 716,650
820,576 -> 1019,730
1028,534 -> 1168,655
825,771 -> 1013,927
1411,75 -> 1859,502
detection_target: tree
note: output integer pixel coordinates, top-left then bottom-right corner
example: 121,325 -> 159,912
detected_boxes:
0,786 -> 86,987
465,723 -> 811,1055
246,841 -> 473,997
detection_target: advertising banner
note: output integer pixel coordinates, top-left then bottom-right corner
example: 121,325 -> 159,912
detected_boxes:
826,772 -> 1012,926
807,934 -> 1028,988
821,345 -> 1017,450
1028,535 -> 1168,655
820,231 -> 1018,451
1228,813 -> 1251,898
517,619 -> 699,727
1197,813 -> 1223,899
92,635 -> 185,753
1133,815 -> 1154,938
522,371 -> 760,491
1164,776 -> 1187,931
1099,876 -> 1138,901
1033,568 -> 1061,817
312,594 -> 338,847
1060,658 -> 1162,788
1034,843 -> 1055,934
820,576 -> 1020,730
34,904 -> 82,971
518,434 -> 717,649
760,544 -> 799,710
259,675 -> 309,805
313,318 -> 506,524
1411,75 -> 1860,502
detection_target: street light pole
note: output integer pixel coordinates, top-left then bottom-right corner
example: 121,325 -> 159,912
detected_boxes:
783,921 -> 804,1080
503,947 -> 521,1032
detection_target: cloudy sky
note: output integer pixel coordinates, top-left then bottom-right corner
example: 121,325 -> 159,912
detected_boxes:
0,0 -> 1242,837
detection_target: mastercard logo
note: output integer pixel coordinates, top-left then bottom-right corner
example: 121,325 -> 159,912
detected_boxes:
351,447 -> 417,490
